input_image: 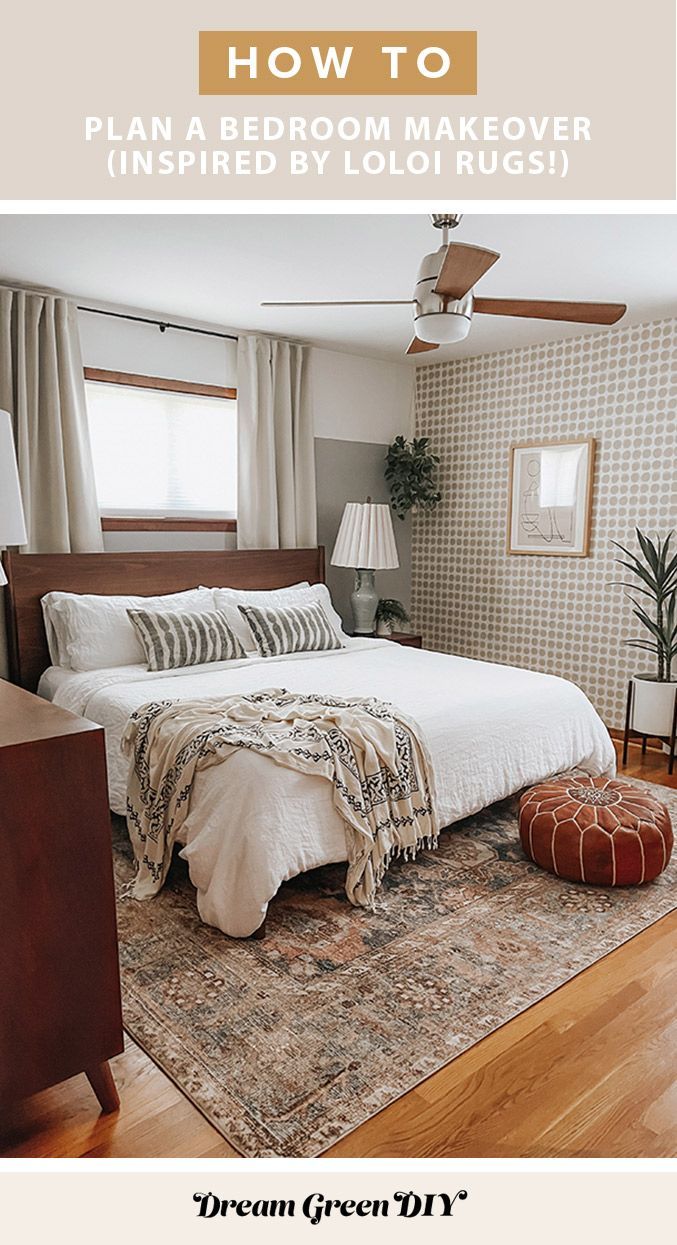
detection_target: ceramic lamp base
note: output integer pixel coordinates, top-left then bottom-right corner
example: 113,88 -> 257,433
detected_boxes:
351,568 -> 379,634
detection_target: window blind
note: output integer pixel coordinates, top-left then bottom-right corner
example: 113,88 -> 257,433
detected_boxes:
85,381 -> 237,517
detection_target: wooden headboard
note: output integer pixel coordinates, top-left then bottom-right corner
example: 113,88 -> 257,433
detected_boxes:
4,547 -> 326,692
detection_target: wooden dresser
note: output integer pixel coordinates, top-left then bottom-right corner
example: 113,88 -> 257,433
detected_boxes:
0,679 -> 123,1114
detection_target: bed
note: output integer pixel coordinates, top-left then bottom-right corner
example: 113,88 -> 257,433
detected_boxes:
5,549 -> 616,937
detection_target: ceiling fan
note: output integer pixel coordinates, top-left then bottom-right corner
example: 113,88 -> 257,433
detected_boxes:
261,214 -> 627,356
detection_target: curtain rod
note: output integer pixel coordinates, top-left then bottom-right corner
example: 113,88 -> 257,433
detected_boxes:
77,305 -> 238,342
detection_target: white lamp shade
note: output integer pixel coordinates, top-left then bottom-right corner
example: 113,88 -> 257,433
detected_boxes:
0,410 -> 27,584
331,502 -> 399,570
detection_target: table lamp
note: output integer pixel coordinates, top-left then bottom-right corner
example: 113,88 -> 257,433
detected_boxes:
331,500 -> 399,634
0,410 -> 27,585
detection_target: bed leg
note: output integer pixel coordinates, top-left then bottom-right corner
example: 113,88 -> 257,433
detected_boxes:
250,917 -> 267,940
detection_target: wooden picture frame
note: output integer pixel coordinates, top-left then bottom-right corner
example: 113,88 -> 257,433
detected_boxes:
507,437 -> 596,557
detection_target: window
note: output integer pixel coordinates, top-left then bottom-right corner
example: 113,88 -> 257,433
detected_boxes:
84,369 -> 237,529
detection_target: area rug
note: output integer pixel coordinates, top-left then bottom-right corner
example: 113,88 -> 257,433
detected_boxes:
112,779 -> 677,1157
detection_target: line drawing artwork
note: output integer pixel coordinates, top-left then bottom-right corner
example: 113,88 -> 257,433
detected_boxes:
518,454 -> 574,546
508,439 -> 594,558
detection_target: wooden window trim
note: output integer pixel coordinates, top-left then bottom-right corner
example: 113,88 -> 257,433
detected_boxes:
84,367 -> 236,401
101,517 -> 236,532
85,368 -> 238,533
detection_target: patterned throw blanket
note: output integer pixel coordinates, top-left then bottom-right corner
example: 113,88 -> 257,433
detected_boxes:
121,688 -> 438,910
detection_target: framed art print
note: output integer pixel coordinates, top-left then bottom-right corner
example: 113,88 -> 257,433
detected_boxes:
507,437 -> 596,556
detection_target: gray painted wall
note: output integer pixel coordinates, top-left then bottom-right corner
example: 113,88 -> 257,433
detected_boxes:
315,437 -> 411,633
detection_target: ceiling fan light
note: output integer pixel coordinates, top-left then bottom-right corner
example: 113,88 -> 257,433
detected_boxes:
415,311 -> 472,344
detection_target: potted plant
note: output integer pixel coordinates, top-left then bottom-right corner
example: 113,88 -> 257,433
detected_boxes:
385,436 -> 442,521
374,598 -> 410,637
612,528 -> 677,737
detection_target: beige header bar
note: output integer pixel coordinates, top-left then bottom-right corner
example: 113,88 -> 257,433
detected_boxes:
199,31 -> 477,95
0,0 -> 673,199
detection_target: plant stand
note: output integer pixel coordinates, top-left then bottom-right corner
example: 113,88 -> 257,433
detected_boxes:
622,678 -> 677,775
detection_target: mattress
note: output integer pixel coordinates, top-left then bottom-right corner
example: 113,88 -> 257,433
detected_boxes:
39,641 -> 616,936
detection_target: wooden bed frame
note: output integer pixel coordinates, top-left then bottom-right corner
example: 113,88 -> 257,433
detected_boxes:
4,547 -> 326,693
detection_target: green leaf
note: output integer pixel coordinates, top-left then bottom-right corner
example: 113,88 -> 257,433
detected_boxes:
663,547 -> 677,588
635,527 -> 659,574
609,579 -> 654,599
611,540 -> 647,568
665,593 -> 677,640
657,532 -> 670,575
376,597 -> 410,625
630,607 -> 664,644
614,557 -> 659,594
384,435 -> 442,520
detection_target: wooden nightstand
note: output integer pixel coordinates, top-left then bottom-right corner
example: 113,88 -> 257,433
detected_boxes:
0,680 -> 123,1115
380,632 -> 423,648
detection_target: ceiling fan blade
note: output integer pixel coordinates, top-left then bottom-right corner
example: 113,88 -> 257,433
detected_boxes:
261,299 -> 413,307
473,297 -> 627,325
406,337 -> 439,356
434,242 -> 501,299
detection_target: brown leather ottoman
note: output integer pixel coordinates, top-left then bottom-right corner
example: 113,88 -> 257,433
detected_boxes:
519,775 -> 673,886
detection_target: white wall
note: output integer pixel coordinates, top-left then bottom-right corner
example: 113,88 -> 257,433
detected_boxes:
78,305 -> 413,445
309,348 -> 413,444
77,305 -> 414,554
78,304 -> 238,388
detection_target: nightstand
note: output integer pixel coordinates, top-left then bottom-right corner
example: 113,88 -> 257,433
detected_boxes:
0,679 -> 123,1115
380,632 -> 423,648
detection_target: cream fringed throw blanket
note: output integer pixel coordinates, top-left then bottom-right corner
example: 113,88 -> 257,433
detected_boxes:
121,689 -> 438,910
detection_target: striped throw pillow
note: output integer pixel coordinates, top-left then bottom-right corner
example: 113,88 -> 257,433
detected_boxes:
127,608 -> 246,671
239,601 -> 343,658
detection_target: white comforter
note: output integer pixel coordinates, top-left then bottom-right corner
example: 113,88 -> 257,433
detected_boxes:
40,640 -> 615,936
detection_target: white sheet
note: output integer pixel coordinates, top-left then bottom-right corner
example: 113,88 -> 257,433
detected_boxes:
40,643 -> 616,936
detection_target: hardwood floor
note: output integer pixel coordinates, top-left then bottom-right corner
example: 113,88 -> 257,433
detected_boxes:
2,740 -> 675,1159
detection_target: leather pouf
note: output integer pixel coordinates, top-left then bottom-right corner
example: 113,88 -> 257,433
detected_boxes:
519,776 -> 673,886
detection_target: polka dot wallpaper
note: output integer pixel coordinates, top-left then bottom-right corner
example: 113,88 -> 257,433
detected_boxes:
412,317 -> 677,728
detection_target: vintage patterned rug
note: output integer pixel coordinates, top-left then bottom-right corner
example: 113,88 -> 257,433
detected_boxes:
112,779 -> 677,1157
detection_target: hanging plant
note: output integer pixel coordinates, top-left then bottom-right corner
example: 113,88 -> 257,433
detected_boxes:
384,436 -> 442,521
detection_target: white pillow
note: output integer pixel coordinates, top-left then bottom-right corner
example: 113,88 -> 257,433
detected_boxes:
41,587 -> 214,671
41,601 -> 71,669
211,582 -> 346,651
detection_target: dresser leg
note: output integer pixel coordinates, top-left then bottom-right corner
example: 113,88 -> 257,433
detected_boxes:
85,1060 -> 120,1113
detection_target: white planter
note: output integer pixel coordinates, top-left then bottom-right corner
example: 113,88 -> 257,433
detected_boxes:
376,620 -> 393,636
631,675 -> 677,737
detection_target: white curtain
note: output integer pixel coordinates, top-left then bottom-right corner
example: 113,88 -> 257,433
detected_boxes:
237,335 -> 317,549
0,286 -> 103,552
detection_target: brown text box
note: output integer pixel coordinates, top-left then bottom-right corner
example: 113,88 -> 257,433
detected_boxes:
199,31 -> 477,95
